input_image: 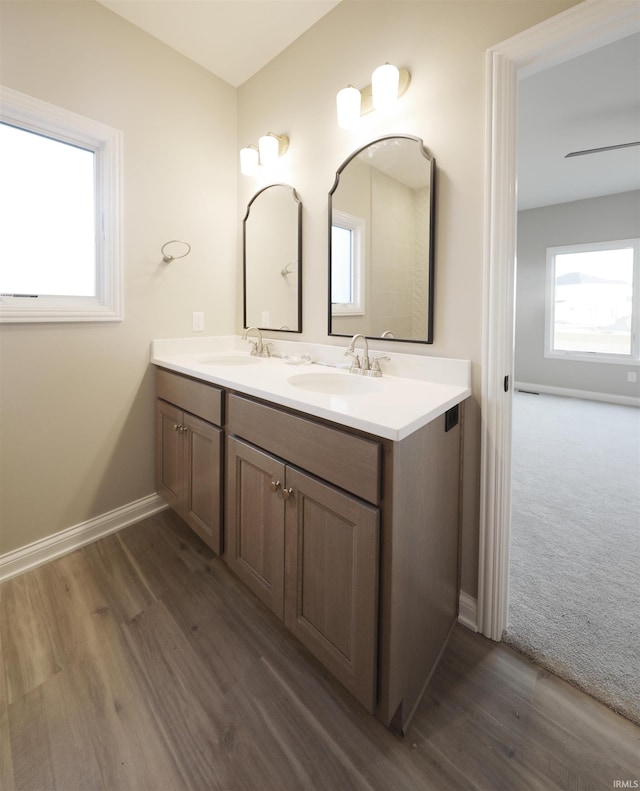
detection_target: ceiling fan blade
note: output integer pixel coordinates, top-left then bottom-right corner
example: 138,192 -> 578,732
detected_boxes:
565,141 -> 640,158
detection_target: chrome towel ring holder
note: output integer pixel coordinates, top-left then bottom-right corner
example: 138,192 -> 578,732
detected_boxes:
161,240 -> 191,263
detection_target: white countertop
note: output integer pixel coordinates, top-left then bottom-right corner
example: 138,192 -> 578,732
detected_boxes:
151,336 -> 471,441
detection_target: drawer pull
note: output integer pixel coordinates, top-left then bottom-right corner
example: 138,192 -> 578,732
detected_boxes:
270,480 -> 281,492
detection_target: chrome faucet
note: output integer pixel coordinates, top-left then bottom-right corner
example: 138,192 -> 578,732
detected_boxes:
345,333 -> 390,376
345,333 -> 370,373
242,326 -> 271,357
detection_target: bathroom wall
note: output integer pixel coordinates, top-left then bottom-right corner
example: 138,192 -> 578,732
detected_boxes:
515,190 -> 640,399
0,0 -> 579,599
236,0 -> 578,598
0,1 -> 237,555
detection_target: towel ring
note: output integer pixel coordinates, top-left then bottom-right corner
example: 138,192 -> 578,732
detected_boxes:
161,240 -> 191,263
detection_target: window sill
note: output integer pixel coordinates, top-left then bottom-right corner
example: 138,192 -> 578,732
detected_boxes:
0,296 -> 123,323
544,351 -> 639,366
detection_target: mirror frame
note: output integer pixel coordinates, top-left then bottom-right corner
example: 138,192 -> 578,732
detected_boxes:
328,134 -> 435,344
243,183 -> 303,333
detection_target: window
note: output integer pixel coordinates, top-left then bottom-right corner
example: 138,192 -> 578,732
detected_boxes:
545,239 -> 640,363
0,86 -> 123,323
331,210 -> 365,316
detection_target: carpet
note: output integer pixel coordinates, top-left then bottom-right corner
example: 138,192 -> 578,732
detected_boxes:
505,392 -> 640,724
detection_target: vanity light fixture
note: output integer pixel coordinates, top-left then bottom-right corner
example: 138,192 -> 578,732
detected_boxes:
371,63 -> 400,110
336,85 -> 362,130
336,64 -> 411,129
240,145 -> 259,176
240,133 -> 289,175
259,132 -> 289,166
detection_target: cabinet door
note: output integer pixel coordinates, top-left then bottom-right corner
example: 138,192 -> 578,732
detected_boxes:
183,412 -> 222,555
226,437 -> 286,619
156,400 -> 184,511
284,467 -> 380,712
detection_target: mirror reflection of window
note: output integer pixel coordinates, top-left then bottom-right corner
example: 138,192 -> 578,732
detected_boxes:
331,210 -> 365,315
331,225 -> 353,303
328,135 -> 435,343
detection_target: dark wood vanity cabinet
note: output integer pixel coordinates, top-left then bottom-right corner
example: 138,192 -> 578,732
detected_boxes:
225,437 -> 286,618
156,369 -> 223,554
155,368 -> 464,733
284,465 -> 380,713
226,433 -> 380,712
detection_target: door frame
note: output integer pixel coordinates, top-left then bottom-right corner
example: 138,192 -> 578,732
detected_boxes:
478,0 -> 640,640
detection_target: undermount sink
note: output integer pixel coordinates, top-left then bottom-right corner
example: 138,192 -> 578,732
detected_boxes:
198,355 -> 260,366
287,372 -> 383,395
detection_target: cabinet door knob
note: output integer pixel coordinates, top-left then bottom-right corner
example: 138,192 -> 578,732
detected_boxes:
270,480 -> 281,492
282,487 -> 294,500
173,423 -> 181,431
180,425 -> 188,434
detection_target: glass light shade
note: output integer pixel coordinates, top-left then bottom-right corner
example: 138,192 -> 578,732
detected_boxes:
259,134 -> 279,167
240,146 -> 258,175
371,63 -> 400,110
336,86 -> 361,129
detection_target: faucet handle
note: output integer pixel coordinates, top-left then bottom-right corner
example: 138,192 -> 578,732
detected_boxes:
367,355 -> 390,377
345,349 -> 361,373
249,340 -> 272,358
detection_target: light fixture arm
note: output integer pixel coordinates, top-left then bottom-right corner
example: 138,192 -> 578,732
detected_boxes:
268,132 -> 289,157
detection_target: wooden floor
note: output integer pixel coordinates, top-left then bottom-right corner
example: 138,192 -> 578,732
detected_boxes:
1,510 -> 638,791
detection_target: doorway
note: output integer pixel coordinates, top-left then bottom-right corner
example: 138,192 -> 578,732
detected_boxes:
478,0 -> 640,640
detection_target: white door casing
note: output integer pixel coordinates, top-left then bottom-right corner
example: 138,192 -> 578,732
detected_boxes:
479,0 -> 640,640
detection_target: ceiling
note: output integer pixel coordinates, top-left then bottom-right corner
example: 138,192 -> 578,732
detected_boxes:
97,1 -> 639,210
518,32 -> 640,210
97,0 -> 341,87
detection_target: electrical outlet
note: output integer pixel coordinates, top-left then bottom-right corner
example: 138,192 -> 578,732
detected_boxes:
628,371 -> 637,383
192,312 -> 204,332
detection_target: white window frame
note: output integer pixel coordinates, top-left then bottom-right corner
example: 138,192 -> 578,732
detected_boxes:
331,209 -> 365,317
0,86 -> 123,323
544,238 -> 640,365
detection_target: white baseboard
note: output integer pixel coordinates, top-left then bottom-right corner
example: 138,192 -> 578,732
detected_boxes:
515,381 -> 639,408
458,590 -> 478,632
0,494 -> 168,583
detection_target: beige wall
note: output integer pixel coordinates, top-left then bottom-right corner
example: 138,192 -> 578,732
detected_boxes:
237,0 -> 577,596
0,1 -> 237,554
0,0 -> 578,599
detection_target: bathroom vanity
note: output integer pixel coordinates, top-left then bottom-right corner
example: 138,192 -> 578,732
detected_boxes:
152,336 -> 470,733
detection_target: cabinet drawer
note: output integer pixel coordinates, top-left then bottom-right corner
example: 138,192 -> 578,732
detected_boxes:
156,368 -> 222,426
227,394 -> 381,505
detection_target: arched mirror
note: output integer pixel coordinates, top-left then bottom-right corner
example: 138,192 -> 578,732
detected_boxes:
243,183 -> 302,332
329,135 -> 435,343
